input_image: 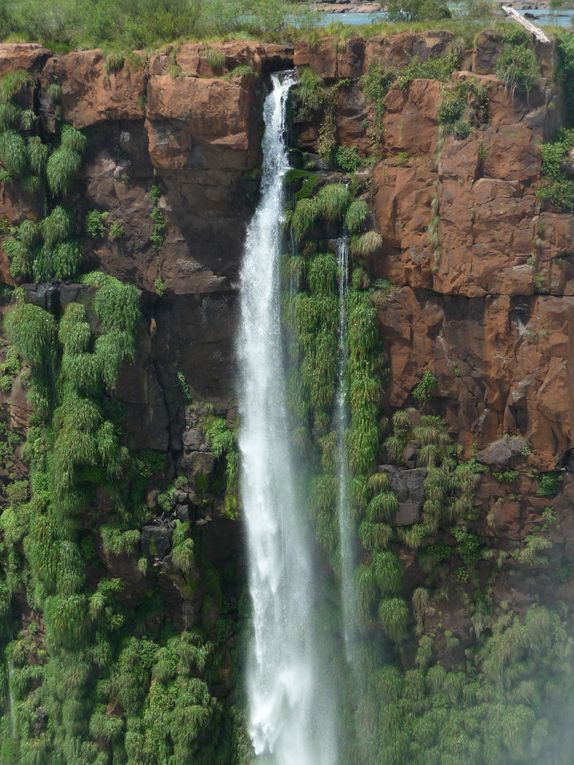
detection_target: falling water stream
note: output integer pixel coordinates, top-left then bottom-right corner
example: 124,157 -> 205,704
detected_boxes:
237,73 -> 338,765
335,235 -> 356,662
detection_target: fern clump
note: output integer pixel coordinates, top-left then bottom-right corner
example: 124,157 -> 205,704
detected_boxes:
41,205 -> 74,247
0,70 -> 33,103
372,551 -> 403,595
367,491 -> 398,523
315,183 -> 350,223
27,135 -> 50,175
18,219 -> 40,247
0,102 -> 20,131
378,596 -> 409,643
283,255 -> 305,291
32,245 -> 53,283
346,290 -> 381,474
355,564 -> 377,627
359,519 -> 392,551
46,82 -> 62,104
44,594 -> 91,650
310,474 -> 336,515
85,272 -> 140,337
56,540 -> 86,595
46,146 -> 81,195
292,198 -> 318,243
172,536 -> 195,575
295,67 -> 325,121
20,174 -> 41,195
3,236 -> 32,279
89,706 -> 124,743
5,302 -> 57,372
52,240 -> 82,280
345,199 -> 369,234
0,130 -> 28,178
54,394 -> 102,435
351,230 -> 383,258
60,124 -> 87,154
307,253 -> 337,296
100,526 -> 141,556
19,108 -> 36,131
95,330 -> 135,388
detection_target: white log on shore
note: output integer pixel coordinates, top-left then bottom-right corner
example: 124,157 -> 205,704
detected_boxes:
501,5 -> 551,43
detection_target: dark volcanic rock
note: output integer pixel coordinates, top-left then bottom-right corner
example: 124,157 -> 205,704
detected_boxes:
379,465 -> 427,526
141,525 -> 173,558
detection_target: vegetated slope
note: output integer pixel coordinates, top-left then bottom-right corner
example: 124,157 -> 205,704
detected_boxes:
0,23 -> 574,764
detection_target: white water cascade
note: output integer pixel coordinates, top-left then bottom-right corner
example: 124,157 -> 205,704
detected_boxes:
335,235 -> 356,661
237,73 -> 338,765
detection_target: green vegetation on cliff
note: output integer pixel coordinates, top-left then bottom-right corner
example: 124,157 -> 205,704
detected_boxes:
0,66 -> 248,763
280,72 -> 574,761
1,0 -> 302,49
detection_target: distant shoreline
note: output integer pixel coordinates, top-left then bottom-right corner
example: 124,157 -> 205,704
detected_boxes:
311,0 -> 574,12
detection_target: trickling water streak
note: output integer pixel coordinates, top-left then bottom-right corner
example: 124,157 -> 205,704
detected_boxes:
237,73 -> 338,765
7,660 -> 16,736
335,235 -> 356,661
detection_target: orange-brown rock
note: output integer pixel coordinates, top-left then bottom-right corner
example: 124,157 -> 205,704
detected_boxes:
151,41 -> 293,77
1,32 -> 572,475
0,43 -> 51,77
364,30 -> 455,72
377,287 -> 574,469
40,50 -> 147,129
294,36 -> 365,79
383,78 -> 441,155
472,29 -> 503,75
146,75 -> 260,170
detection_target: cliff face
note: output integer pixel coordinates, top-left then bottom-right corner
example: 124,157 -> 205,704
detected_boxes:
1,41 -> 293,434
1,27 -> 574,762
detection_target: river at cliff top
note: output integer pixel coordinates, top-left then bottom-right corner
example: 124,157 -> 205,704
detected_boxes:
516,8 -> 574,25
310,8 -> 574,25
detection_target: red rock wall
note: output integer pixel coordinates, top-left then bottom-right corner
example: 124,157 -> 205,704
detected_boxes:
2,29 -> 574,664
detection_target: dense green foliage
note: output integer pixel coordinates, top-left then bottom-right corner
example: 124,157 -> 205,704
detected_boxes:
280,135 -> 574,762
1,31 -> 572,764
1,0 -> 305,48
377,607 -> 574,764
537,129 -> 574,213
0,71 -> 86,283
437,77 -> 488,140
495,44 -> 540,97
205,416 -> 239,519
0,274 -> 246,763
556,30 -> 574,127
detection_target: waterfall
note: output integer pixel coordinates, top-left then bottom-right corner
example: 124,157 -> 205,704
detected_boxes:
335,235 -> 356,661
237,73 -> 338,765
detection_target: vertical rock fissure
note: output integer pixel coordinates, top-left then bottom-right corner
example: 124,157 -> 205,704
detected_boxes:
237,73 -> 338,765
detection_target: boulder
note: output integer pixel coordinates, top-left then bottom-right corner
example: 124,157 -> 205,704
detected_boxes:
477,436 -> 528,468
41,50 -> 146,129
141,525 -> 172,558
0,43 -> 51,77
378,465 -> 427,525
472,29 -> 503,75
